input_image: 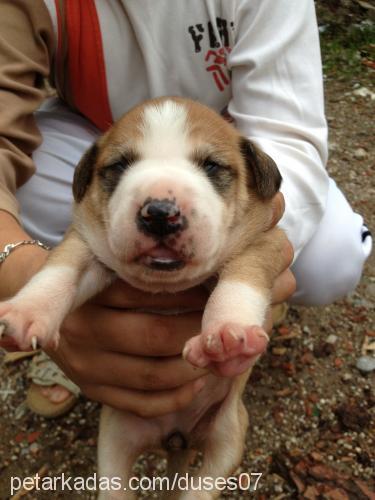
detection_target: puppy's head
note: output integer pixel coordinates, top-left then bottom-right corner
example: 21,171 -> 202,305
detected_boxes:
73,98 -> 281,292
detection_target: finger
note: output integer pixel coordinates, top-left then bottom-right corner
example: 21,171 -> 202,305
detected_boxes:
62,307 -> 202,356
81,377 -> 207,418
92,279 -> 208,310
282,238 -> 294,269
211,354 -> 258,378
271,269 -> 296,304
269,192 -> 285,228
54,337 -> 207,390
263,309 -> 274,334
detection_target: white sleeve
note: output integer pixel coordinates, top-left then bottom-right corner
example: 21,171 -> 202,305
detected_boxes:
228,0 -> 329,258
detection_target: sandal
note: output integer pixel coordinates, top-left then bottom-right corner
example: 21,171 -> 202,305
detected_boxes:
3,350 -> 38,363
26,351 -> 80,418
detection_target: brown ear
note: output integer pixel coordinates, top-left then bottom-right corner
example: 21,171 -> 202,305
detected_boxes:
72,143 -> 98,202
240,138 -> 282,199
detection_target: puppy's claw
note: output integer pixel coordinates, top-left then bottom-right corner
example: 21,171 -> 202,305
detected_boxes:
256,329 -> 270,342
31,336 -> 38,351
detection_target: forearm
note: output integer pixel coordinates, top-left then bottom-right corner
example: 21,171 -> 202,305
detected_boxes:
0,0 -> 54,220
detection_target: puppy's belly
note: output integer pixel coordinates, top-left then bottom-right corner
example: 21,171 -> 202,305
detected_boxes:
100,375 -> 232,455
158,375 -> 232,441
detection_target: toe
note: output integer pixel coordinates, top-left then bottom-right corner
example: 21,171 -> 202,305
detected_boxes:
243,326 -> 269,356
41,385 -> 72,404
203,332 -> 224,356
221,324 -> 246,354
183,335 -> 210,368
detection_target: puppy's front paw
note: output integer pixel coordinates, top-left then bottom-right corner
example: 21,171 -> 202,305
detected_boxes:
183,323 -> 268,377
0,301 -> 60,351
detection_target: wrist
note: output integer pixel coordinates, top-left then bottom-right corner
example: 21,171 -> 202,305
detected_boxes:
0,244 -> 49,298
0,211 -> 49,298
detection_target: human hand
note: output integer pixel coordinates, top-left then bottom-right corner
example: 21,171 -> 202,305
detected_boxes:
46,282 -> 209,418
264,192 -> 296,331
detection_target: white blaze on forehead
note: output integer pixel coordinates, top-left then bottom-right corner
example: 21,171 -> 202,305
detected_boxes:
140,101 -> 190,158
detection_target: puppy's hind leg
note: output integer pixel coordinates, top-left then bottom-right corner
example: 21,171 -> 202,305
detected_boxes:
97,406 -> 160,500
179,376 -> 249,500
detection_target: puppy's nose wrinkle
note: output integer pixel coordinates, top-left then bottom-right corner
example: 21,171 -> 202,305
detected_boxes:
137,198 -> 187,237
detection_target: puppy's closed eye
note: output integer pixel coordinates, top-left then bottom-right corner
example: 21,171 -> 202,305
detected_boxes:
99,153 -> 139,194
196,156 -> 236,194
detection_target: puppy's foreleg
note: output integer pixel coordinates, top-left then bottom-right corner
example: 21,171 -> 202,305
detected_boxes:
0,228 -> 113,350
184,228 -> 286,376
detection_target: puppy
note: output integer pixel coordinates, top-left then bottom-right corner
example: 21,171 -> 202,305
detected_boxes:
0,97 -> 285,499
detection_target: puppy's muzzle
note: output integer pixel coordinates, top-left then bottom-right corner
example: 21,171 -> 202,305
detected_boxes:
137,198 -> 186,238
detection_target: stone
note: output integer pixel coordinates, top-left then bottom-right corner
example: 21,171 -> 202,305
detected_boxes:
353,148 -> 368,160
353,87 -> 375,100
356,356 -> 375,373
326,334 -> 338,344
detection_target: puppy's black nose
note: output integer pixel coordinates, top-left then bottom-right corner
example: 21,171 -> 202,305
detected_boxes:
137,198 -> 184,237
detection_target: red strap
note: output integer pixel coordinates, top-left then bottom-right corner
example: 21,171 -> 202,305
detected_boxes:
55,0 -> 113,131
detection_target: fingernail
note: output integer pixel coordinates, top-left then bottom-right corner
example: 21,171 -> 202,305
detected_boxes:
194,356 -> 209,368
193,377 -> 206,393
182,344 -> 190,359
52,337 -> 60,351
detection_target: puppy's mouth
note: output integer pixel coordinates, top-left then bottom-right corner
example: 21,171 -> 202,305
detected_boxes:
137,245 -> 186,271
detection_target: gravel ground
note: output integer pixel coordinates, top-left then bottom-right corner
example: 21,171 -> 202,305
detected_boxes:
0,12 -> 374,500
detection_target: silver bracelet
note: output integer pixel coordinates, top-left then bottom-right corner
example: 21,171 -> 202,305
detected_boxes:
0,240 -> 51,264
